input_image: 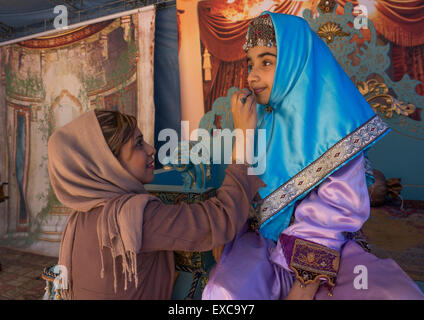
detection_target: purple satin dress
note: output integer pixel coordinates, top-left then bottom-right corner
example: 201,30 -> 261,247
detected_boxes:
203,154 -> 424,300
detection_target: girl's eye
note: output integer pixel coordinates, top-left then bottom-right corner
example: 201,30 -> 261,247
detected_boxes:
247,65 -> 252,73
263,60 -> 272,67
136,140 -> 143,147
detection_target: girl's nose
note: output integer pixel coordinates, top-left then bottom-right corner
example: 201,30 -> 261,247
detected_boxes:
247,68 -> 259,84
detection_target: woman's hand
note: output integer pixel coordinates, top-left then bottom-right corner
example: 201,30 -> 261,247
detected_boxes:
285,280 -> 320,300
231,90 -> 257,164
231,89 -> 257,134
212,245 -> 225,263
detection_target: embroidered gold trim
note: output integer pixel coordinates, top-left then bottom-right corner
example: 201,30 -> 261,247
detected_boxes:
289,238 -> 340,288
243,14 -> 276,52
258,115 -> 389,225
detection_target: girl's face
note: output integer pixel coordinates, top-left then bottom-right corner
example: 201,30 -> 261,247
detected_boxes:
118,128 -> 156,184
246,46 -> 277,105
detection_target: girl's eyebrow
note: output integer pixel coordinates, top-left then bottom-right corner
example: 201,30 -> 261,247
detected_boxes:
257,52 -> 277,58
247,52 -> 277,62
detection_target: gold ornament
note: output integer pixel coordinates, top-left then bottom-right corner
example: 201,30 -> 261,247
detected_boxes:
317,22 -> 350,44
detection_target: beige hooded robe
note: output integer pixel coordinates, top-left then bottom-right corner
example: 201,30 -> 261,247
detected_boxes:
48,110 -> 265,299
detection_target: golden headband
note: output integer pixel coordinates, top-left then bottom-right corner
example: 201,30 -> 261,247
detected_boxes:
243,14 -> 277,52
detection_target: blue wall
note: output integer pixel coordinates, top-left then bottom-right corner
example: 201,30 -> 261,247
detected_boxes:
367,130 -> 424,200
154,6 -> 182,169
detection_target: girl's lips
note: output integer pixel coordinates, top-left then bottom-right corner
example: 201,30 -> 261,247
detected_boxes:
253,88 -> 265,94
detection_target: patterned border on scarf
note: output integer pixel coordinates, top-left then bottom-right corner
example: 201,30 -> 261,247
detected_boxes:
257,115 -> 390,226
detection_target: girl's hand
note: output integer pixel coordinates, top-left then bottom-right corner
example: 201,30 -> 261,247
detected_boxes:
285,280 -> 320,300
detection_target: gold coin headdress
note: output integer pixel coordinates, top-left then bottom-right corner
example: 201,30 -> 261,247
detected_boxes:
243,14 -> 277,52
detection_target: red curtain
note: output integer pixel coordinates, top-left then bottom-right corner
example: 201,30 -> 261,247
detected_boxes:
372,0 -> 424,47
391,44 -> 424,95
390,43 -> 424,120
201,41 -> 249,114
337,0 -> 424,47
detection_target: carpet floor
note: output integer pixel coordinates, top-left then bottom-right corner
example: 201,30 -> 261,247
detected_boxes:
0,200 -> 423,299
362,201 -> 424,282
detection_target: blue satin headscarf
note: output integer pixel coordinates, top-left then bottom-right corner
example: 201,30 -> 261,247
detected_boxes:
253,12 -> 389,241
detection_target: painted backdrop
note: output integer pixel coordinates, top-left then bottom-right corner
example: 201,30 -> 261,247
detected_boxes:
0,7 -> 156,256
176,0 -> 424,200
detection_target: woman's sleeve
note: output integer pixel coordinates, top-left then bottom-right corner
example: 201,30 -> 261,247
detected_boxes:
141,164 -> 266,252
271,152 -> 370,290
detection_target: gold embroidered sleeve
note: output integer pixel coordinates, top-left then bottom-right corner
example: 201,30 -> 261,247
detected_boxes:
281,234 -> 340,295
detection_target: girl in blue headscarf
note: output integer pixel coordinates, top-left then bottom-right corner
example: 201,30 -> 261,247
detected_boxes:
202,12 -> 424,300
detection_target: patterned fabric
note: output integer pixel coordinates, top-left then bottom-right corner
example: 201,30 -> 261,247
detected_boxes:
256,115 -> 389,226
203,232 -> 424,300
281,234 -> 340,293
243,14 -> 277,52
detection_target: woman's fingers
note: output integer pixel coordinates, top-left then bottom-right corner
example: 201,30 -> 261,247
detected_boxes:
231,90 -> 243,111
241,93 -> 256,116
231,91 -> 237,106
232,90 -> 252,109
231,89 -> 257,131
246,94 -> 255,111
212,245 -> 225,263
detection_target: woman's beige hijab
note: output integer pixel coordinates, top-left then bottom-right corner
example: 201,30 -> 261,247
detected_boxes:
48,110 -> 155,299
